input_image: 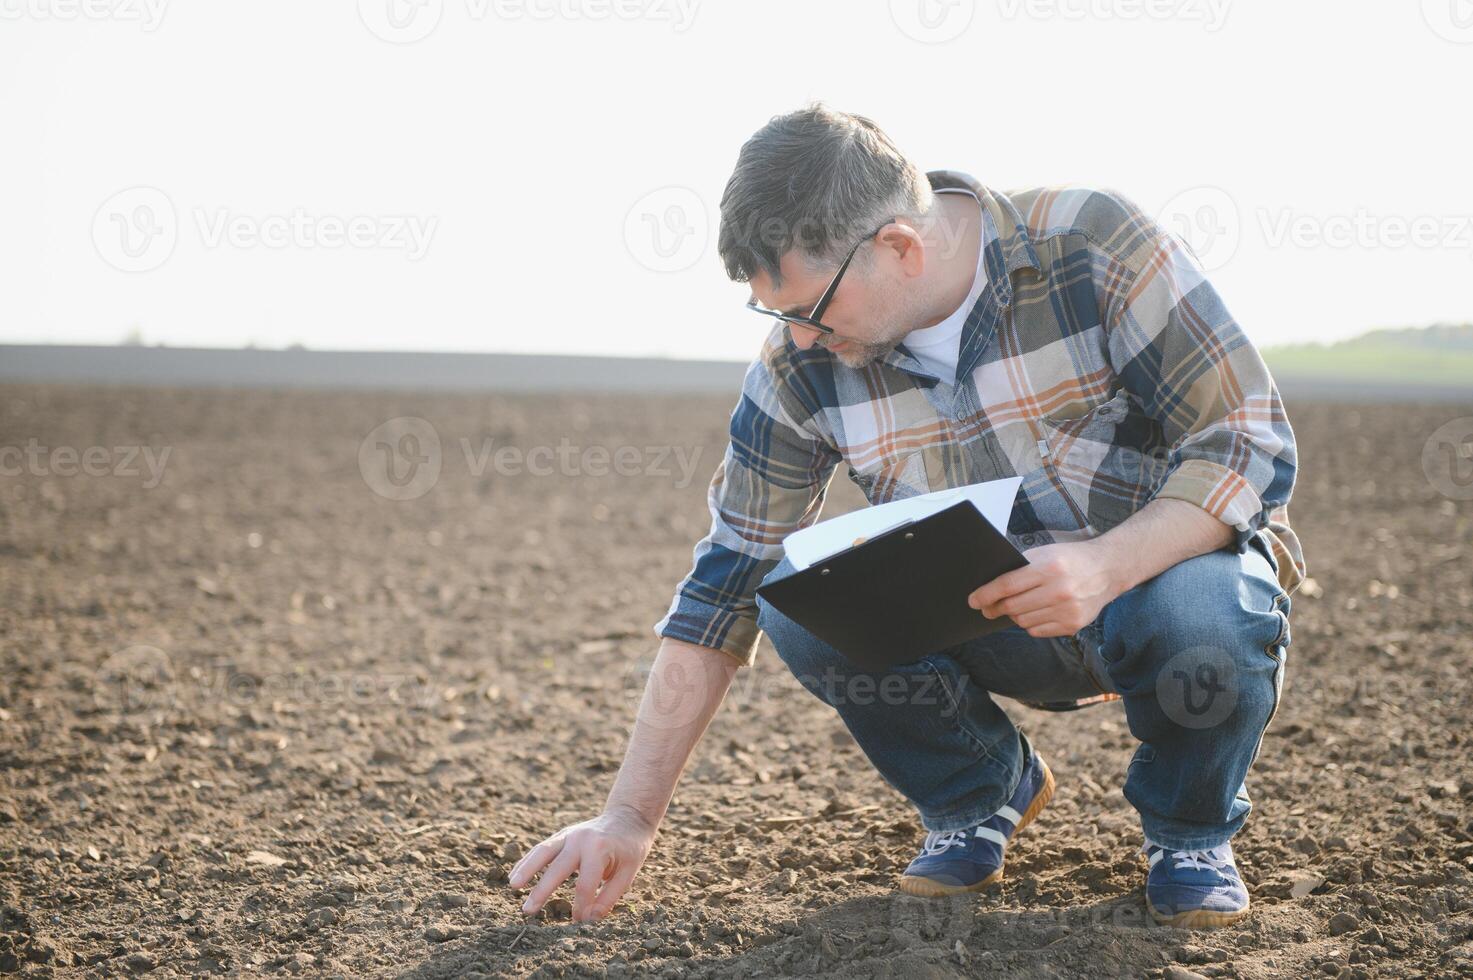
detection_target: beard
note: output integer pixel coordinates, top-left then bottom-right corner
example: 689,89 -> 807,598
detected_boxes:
829,340 -> 894,369
820,278 -> 929,369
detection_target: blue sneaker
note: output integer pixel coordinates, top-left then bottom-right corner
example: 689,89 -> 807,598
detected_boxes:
1142,838 -> 1251,927
898,742 -> 1055,897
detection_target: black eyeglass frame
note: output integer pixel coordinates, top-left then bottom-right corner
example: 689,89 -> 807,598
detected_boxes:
744,218 -> 895,336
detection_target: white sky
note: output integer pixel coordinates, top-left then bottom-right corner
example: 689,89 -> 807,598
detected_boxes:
3,0 -> 1471,362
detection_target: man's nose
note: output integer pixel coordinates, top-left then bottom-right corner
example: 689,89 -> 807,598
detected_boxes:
788,324 -> 823,349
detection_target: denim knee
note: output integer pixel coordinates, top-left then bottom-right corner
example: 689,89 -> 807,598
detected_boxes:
1117,547 -> 1287,658
1103,545 -> 1288,735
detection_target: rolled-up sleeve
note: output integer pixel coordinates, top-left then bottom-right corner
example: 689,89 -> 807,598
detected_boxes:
1098,194 -> 1298,556
652,335 -> 841,666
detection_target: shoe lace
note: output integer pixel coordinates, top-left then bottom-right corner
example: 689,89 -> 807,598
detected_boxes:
1170,846 -> 1234,873
920,829 -> 971,856
1143,839 -> 1236,875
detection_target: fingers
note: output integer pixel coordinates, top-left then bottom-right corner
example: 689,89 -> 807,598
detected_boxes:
520,843 -> 580,915
969,565 -> 1043,610
1023,621 -> 1068,638
571,850 -> 610,923
1010,597 -> 1064,628
508,834 -> 565,888
1014,601 -> 1082,634
509,828 -> 643,924
586,858 -> 639,921
979,582 -> 1057,620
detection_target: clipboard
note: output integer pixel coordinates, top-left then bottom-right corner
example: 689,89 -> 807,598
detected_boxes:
754,500 -> 1029,671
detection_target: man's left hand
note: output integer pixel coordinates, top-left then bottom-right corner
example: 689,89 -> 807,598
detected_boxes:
967,541 -> 1121,639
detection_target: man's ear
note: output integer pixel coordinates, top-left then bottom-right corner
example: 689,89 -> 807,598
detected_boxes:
879,223 -> 926,279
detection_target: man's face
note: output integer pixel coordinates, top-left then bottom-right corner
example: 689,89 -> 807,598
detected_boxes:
748,240 -> 924,370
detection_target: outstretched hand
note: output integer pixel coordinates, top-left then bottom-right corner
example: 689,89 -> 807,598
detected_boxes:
508,806 -> 656,923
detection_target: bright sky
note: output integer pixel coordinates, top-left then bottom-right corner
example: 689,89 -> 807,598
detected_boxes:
3,0 -> 1471,362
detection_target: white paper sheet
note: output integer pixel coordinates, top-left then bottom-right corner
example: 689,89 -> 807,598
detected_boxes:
782,476 -> 1023,571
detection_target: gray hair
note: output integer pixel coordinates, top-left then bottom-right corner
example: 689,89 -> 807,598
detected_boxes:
717,101 -> 935,290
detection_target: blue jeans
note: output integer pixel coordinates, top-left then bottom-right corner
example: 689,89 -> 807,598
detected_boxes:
753,531 -> 1292,851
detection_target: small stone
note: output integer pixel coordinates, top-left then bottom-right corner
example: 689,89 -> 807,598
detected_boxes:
437,893 -> 469,909
124,952 -> 156,973
424,924 -> 464,943
304,907 -> 338,930
245,850 -> 287,868
1290,872 -> 1325,899
1328,912 -> 1360,935
283,952 -> 314,974
500,841 -> 523,863
1428,779 -> 1459,799
1164,968 -> 1210,980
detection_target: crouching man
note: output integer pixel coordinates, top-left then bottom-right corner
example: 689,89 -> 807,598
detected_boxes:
511,102 -> 1306,929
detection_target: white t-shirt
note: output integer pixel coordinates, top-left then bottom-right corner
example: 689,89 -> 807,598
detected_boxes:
901,188 -> 987,385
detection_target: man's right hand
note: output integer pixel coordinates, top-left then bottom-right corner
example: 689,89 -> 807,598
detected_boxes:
509,805 -> 656,923
507,637 -> 740,924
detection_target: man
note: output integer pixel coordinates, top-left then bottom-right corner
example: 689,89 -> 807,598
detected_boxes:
510,103 -> 1305,929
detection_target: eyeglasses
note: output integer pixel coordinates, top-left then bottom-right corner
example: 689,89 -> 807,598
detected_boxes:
745,218 -> 894,336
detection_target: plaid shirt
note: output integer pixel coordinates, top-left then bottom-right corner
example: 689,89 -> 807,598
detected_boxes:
654,169 -> 1306,710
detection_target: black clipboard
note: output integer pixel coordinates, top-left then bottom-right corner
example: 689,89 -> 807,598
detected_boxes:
754,501 -> 1029,671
